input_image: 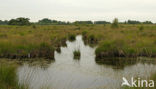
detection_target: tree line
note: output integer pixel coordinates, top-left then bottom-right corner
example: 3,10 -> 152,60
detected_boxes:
0,17 -> 154,25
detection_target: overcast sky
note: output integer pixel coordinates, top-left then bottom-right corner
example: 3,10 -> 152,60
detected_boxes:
0,0 -> 156,22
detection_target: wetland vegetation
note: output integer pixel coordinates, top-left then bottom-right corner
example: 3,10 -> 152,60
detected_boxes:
73,50 -> 81,59
0,21 -> 156,60
0,18 -> 156,89
0,61 -> 24,89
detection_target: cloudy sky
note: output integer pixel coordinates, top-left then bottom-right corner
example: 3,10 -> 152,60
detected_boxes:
0,0 -> 156,22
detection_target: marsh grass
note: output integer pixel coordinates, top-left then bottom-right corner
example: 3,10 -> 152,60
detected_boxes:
0,24 -> 156,59
73,50 -> 81,59
95,39 -> 156,58
82,33 -> 98,46
0,64 -> 25,89
92,24 -> 156,59
82,30 -> 88,36
68,34 -> 76,41
0,25 -> 80,59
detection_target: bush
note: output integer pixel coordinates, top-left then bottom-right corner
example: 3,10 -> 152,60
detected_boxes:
8,17 -> 30,26
111,18 -> 119,28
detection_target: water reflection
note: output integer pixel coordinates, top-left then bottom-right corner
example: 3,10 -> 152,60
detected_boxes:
17,35 -> 156,89
96,58 -> 156,69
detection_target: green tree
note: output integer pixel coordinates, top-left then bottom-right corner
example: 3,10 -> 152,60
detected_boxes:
8,17 -> 30,25
127,20 -> 141,24
73,21 -> 93,24
0,20 -> 8,25
38,18 -> 68,25
111,18 -> 119,28
38,18 -> 52,25
143,21 -> 153,24
94,21 -> 111,24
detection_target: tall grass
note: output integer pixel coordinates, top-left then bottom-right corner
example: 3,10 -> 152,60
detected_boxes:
0,24 -> 156,59
0,25 -> 80,59
95,39 -> 156,58
0,64 -> 24,89
68,34 -> 76,41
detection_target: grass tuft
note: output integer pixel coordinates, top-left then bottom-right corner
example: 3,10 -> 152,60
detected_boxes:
68,34 -> 76,41
0,64 -> 24,89
73,50 -> 81,59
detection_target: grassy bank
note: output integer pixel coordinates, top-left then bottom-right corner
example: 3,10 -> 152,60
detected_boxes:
75,24 -> 156,58
0,25 -> 80,59
0,63 -> 24,89
0,24 -> 156,59
81,24 -> 156,59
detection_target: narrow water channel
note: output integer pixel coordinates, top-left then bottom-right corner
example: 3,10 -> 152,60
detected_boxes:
17,35 -> 156,89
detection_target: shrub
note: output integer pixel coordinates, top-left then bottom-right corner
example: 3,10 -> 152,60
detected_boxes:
111,18 -> 119,28
8,17 -> 30,26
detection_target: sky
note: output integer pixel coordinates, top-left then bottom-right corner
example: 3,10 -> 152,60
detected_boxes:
0,0 -> 156,22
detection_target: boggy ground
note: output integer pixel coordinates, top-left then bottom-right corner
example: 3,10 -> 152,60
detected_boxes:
0,25 -> 80,59
0,24 -> 156,60
92,24 -> 156,59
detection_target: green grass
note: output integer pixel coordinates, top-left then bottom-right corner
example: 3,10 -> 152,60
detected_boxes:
0,25 -> 80,59
0,24 -> 156,59
0,24 -> 156,89
68,34 -> 76,41
0,63 -> 24,89
73,50 -> 81,59
92,24 -> 156,59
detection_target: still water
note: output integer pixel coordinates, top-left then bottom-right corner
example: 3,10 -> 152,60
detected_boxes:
17,35 -> 156,89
